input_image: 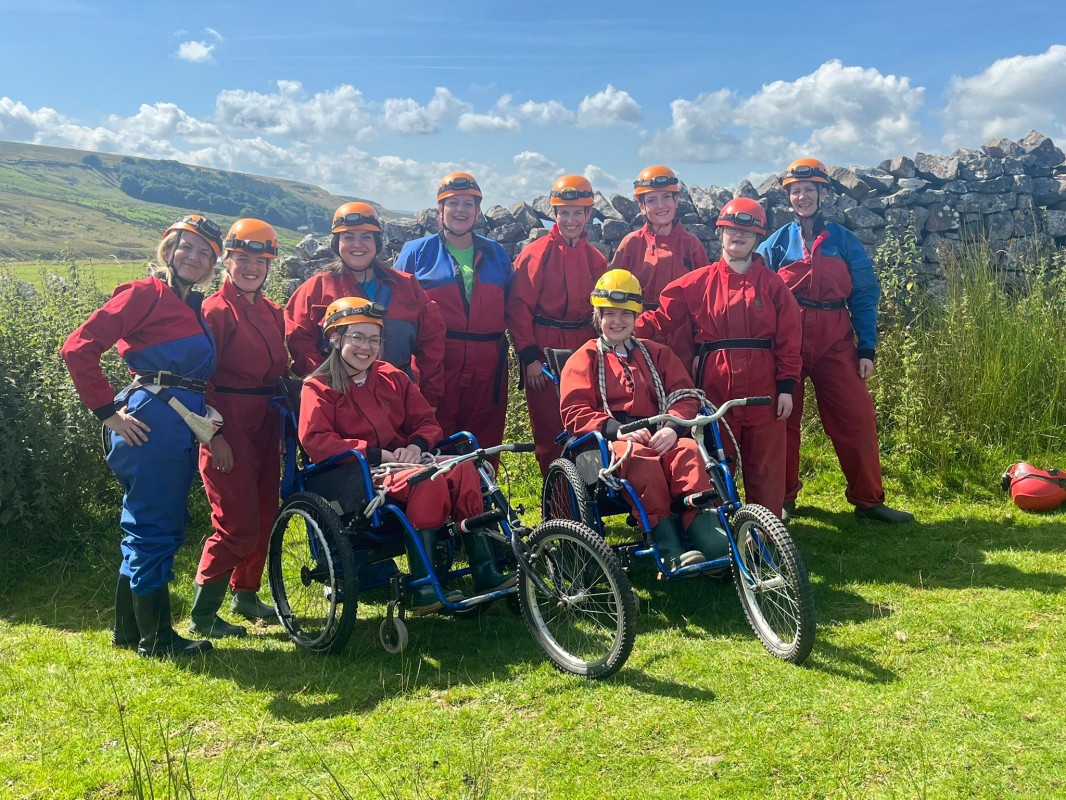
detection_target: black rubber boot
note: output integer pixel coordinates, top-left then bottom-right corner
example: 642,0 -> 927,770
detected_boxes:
405,529 -> 463,616
113,573 -> 140,649
133,587 -> 213,658
652,517 -> 704,574
190,579 -> 247,638
461,529 -> 517,593
230,590 -> 279,624
854,503 -> 916,524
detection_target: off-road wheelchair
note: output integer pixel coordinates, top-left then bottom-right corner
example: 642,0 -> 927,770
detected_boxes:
265,379 -> 637,678
541,349 -> 816,665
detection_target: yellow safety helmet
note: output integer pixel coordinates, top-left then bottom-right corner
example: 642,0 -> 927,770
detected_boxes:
321,297 -> 386,337
591,269 -> 644,314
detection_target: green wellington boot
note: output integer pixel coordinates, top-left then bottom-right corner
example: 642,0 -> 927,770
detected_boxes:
133,586 -> 213,658
461,529 -> 517,593
230,590 -> 279,624
113,573 -> 140,649
190,578 -> 247,639
405,529 -> 464,616
854,503 -> 916,524
651,517 -> 705,574
685,511 -> 731,561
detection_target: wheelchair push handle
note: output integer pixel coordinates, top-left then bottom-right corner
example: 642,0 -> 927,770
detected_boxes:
407,441 -> 535,484
617,396 -> 773,435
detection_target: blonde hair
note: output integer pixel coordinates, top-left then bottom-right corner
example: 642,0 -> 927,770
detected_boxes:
150,230 -> 216,288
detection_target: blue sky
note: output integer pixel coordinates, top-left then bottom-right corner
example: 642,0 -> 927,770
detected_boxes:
1,0 -> 1064,212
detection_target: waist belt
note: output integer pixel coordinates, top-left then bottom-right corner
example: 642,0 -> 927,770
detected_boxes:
533,314 -> 590,330
133,371 -> 207,393
215,385 -> 277,396
794,295 -> 846,310
697,338 -> 773,353
446,330 -> 504,342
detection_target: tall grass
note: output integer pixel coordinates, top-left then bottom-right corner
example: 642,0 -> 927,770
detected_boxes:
870,227 -> 1066,495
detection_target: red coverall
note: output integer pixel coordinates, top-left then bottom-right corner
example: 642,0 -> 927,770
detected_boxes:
299,362 -> 482,530
506,225 -> 608,474
196,279 -> 288,591
758,221 -> 885,508
284,268 -> 446,407
635,256 -> 802,517
610,223 -> 710,369
560,339 -> 712,528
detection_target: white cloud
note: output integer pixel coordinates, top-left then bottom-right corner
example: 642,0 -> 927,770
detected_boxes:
204,27 -> 223,42
458,112 -> 520,133
176,40 -> 214,63
495,95 -> 576,127
578,85 -> 642,128
942,44 -> 1066,147
215,80 -> 374,142
642,60 -> 924,166
381,87 -> 469,135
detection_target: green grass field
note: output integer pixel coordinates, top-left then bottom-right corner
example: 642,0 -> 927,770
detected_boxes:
1,473 -> 1063,799
4,260 -> 149,292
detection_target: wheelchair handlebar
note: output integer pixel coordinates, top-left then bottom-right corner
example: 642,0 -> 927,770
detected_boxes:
617,396 -> 772,435
406,441 -> 535,485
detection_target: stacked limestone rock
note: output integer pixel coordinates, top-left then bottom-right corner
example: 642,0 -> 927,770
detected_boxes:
279,130 -> 1066,295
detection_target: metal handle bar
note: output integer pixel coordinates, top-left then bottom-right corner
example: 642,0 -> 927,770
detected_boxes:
407,441 -> 535,485
617,397 -> 772,436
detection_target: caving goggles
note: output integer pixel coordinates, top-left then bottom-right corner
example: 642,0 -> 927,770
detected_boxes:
439,176 -> 480,194
591,288 -> 644,306
551,187 -> 595,202
784,164 -> 829,182
224,236 -> 279,256
720,212 -> 761,228
324,302 -> 387,329
634,174 -> 679,191
333,211 -> 382,230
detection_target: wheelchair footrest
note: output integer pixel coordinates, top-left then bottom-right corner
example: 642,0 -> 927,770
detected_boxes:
459,509 -> 506,533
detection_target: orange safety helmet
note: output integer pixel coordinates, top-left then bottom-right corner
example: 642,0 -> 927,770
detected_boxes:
437,172 -> 483,202
716,198 -> 767,235
549,174 -> 595,207
322,296 -> 387,337
781,158 -> 830,187
163,214 -> 223,257
332,201 -> 383,234
1001,462 -> 1066,512
224,218 -> 278,258
633,165 -> 679,198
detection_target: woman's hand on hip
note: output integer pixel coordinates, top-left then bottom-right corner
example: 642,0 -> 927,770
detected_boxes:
103,410 -> 151,446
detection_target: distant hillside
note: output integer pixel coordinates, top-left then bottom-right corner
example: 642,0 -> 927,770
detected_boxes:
0,140 -> 388,260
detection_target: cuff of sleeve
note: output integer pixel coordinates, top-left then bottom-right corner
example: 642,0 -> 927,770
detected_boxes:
366,447 -> 382,467
518,345 -> 541,366
858,348 -> 876,361
93,402 -> 118,421
776,379 -> 796,395
602,419 -> 620,440
665,420 -> 684,435
409,437 -> 429,453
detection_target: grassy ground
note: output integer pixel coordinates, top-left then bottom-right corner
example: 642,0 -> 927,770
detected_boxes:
1,465 -> 1064,799
4,260 -> 148,291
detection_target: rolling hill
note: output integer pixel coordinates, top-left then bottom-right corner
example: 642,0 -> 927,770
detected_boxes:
0,140 -> 387,261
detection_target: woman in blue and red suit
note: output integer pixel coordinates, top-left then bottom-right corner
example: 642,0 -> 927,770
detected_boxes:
757,158 -> 913,523
635,198 -> 801,520
560,270 -> 723,571
284,202 -> 446,407
62,215 -> 223,658
394,172 -> 512,455
506,174 -> 608,475
298,298 -> 516,616
188,219 -> 288,639
610,165 -> 710,370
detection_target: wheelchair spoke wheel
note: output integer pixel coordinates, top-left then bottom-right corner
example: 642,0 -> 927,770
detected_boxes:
518,519 -> 636,679
730,505 -> 815,664
542,459 -> 595,528
268,492 -> 358,654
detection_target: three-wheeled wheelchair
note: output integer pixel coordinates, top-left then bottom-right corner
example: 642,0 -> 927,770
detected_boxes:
265,379 -> 637,678
541,350 -> 816,665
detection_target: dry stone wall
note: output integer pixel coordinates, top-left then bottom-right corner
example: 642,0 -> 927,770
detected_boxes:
281,130 -> 1066,291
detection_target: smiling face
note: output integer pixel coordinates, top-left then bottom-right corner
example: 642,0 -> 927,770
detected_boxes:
441,195 -> 478,237
596,307 -> 636,346
333,321 -> 383,375
554,206 -> 590,242
788,181 -> 824,218
338,230 -> 377,272
168,231 -> 217,285
224,251 -> 270,294
640,190 -> 678,231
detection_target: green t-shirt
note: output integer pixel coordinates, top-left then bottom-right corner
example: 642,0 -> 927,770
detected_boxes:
445,242 -> 476,297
